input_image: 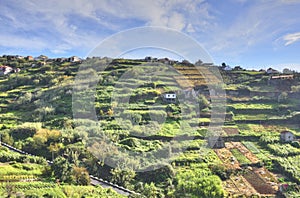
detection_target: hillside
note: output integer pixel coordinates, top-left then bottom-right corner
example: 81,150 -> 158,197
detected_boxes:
1,55 -> 300,197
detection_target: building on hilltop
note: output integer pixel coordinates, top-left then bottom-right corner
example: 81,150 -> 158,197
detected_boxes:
267,68 -> 280,74
35,55 -> 48,61
69,56 -> 81,63
0,65 -> 13,76
268,74 -> 294,86
25,56 -> 34,61
270,75 -> 294,80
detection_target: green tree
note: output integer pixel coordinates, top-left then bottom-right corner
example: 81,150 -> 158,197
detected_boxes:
111,166 -> 136,188
72,166 -> 90,185
52,156 -> 74,183
176,165 -> 225,198
131,113 -> 142,125
143,182 -> 162,198
198,94 -> 210,110
278,92 -> 288,103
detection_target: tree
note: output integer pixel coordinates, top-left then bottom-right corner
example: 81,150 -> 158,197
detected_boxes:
87,140 -> 118,166
52,156 -> 74,183
139,163 -> 175,183
143,182 -> 162,198
111,166 -> 136,188
10,125 -> 37,141
2,183 -> 16,198
278,92 -> 288,103
175,165 -> 225,198
72,166 -> 90,185
195,59 -> 203,66
292,85 -> 300,92
198,94 -> 210,110
283,68 -> 293,74
48,143 -> 64,161
107,108 -> 114,117
17,92 -> 32,105
131,113 -> 142,125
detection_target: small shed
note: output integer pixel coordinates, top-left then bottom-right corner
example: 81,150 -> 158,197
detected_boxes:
162,92 -> 176,103
207,136 -> 225,149
280,131 -> 295,142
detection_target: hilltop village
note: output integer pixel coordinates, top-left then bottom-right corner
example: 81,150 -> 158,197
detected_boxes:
1,55 -> 300,197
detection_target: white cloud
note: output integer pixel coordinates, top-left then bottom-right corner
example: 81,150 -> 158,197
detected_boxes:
283,32 -> 300,46
0,0 -> 212,56
201,0 -> 300,62
1,0 -> 299,67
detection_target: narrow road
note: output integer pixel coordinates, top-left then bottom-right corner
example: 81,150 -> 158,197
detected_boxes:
0,142 -> 136,196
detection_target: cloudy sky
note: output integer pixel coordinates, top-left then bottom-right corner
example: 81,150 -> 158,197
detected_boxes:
1,0 -> 300,70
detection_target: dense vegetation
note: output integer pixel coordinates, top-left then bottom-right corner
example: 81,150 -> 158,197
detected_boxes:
1,55 -> 300,197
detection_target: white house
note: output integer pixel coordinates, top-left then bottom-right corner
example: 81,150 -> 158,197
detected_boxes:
0,65 -> 13,75
163,93 -> 176,103
69,56 -> 81,63
267,68 -> 280,74
224,66 -> 232,71
280,131 -> 295,142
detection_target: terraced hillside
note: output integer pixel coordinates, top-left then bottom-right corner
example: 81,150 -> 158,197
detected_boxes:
1,56 -> 300,197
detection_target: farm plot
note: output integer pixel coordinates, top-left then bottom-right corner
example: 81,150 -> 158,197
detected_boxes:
237,124 -> 288,136
214,142 -> 257,169
230,142 -> 259,164
223,126 -> 239,136
224,175 -> 257,197
230,148 -> 251,164
214,146 -> 241,170
243,168 -> 277,195
214,142 -> 278,197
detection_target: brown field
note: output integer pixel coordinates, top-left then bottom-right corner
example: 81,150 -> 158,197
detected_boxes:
223,127 -> 240,136
244,169 -> 277,195
215,142 -> 278,197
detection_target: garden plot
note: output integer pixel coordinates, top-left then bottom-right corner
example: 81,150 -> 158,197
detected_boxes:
214,146 -> 241,170
238,124 -> 288,136
214,142 -> 279,197
224,175 -> 257,197
222,126 -> 239,136
173,65 -> 222,87
244,168 -> 277,196
229,142 -> 259,164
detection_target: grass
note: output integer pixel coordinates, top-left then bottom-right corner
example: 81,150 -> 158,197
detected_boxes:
230,70 -> 264,75
0,184 -> 126,198
234,114 -> 269,121
228,103 -> 276,110
237,124 -> 287,136
199,118 -> 211,123
0,162 -> 43,178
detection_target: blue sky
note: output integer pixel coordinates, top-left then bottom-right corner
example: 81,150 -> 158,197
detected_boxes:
1,0 -> 300,71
